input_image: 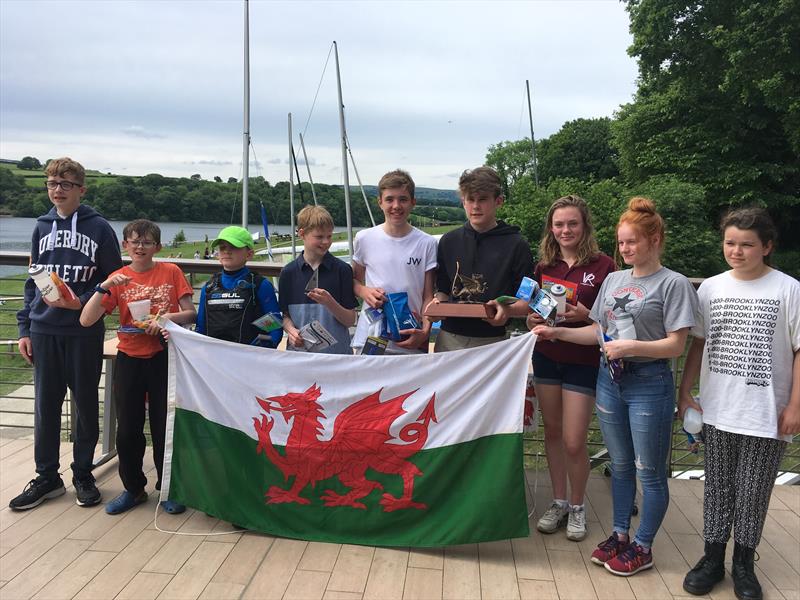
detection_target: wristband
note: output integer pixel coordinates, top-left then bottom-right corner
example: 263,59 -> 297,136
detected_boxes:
94,284 -> 111,295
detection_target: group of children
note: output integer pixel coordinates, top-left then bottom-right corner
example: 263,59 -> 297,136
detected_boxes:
11,158 -> 799,598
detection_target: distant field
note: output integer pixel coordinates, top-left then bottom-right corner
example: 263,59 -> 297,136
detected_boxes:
0,163 -> 117,187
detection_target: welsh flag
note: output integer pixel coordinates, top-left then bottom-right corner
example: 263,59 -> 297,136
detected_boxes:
161,321 -> 536,547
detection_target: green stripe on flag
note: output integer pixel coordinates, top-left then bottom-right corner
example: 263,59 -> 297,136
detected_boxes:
169,408 -> 529,547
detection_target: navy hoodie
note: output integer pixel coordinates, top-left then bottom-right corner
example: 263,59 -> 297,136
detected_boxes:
436,220 -> 534,338
17,205 -> 122,338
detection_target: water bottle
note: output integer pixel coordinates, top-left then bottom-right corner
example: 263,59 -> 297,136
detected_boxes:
550,284 -> 567,315
28,265 -> 60,302
683,405 -> 703,434
615,311 -> 637,340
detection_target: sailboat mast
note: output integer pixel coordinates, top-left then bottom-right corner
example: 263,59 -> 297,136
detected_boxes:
525,79 -> 539,189
241,0 -> 250,226
334,41 -> 354,256
289,113 -> 296,259
298,133 -> 318,206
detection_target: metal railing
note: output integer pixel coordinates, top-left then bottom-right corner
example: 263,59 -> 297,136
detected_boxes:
1,251 -> 797,480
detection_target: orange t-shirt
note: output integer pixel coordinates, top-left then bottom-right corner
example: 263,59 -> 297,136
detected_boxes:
102,262 -> 193,358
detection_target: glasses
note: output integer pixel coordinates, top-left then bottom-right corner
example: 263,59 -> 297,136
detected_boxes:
45,180 -> 82,191
126,240 -> 158,248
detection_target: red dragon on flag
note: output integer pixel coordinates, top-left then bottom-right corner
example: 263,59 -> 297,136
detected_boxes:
252,384 -> 437,512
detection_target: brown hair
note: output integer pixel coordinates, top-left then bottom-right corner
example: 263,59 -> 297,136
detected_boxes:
123,219 -> 161,245
458,166 -> 502,199
378,169 -> 415,199
617,197 -> 666,259
44,157 -> 86,185
538,195 -> 600,267
297,205 -> 334,231
720,206 -> 777,265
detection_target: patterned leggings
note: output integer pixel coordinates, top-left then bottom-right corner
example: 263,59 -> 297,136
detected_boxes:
702,424 -> 787,548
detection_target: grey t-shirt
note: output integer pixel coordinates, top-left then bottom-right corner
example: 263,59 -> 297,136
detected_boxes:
590,267 -> 698,362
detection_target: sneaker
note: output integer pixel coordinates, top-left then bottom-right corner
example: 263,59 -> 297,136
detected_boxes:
604,542 -> 654,576
566,505 -> 587,541
73,474 -> 101,507
8,476 -> 66,511
537,501 -> 569,533
159,500 -> 186,514
105,490 -> 148,515
591,533 -> 628,565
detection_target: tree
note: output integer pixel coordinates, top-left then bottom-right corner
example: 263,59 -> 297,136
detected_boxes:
485,139 -> 535,198
213,176 -> 222,183
227,177 -> 238,184
614,0 -> 800,242
18,156 -> 42,170
537,118 -> 619,183
190,174 -> 202,181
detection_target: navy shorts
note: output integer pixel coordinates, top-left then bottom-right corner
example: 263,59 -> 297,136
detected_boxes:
532,350 -> 599,397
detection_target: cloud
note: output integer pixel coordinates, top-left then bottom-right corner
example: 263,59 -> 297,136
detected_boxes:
122,125 -> 166,139
267,158 -> 282,164
195,159 -> 233,166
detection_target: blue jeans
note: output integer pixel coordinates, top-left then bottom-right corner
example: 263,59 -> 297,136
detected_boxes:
596,359 -> 674,548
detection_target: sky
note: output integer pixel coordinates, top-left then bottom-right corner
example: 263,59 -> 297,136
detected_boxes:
0,0 -> 639,190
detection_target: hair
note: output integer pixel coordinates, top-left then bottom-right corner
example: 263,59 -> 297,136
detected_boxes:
616,197 -> 666,262
458,166 -> 502,199
719,206 -> 777,265
538,194 -> 600,267
44,157 -> 86,185
378,169 -> 415,199
297,205 -> 334,231
123,219 -> 161,245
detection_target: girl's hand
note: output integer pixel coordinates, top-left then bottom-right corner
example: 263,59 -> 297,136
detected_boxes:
526,312 -> 544,330
561,301 -> 590,323
677,391 -> 702,420
778,403 -> 800,436
603,339 -> 637,360
532,325 -> 559,340
103,274 -> 132,289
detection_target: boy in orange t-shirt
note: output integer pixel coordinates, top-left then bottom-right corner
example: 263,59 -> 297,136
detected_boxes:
81,219 -> 195,515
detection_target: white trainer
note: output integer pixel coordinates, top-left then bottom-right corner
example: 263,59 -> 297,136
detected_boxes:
537,501 -> 569,533
566,505 -> 587,541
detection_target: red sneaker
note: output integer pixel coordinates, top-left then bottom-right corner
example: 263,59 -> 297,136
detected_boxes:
604,542 -> 654,576
591,533 -> 628,565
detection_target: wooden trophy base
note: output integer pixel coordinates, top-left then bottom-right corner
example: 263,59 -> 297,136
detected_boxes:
424,302 -> 497,319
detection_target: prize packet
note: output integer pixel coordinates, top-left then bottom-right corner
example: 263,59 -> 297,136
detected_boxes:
252,312 -> 283,333
361,336 -> 389,355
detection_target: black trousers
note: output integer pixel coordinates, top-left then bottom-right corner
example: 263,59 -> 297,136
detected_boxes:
113,349 -> 168,494
31,332 -> 103,480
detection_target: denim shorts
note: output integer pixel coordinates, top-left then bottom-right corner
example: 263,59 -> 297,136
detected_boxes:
532,350 -> 599,397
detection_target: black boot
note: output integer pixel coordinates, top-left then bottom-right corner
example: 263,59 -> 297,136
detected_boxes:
683,541 -> 726,595
732,542 -> 762,600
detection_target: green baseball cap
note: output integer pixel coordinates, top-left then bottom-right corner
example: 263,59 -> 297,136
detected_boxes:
212,226 -> 254,249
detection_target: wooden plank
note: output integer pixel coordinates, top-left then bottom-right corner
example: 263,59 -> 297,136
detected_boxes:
115,573 -> 173,600
402,567 -> 442,600
407,547 -> 443,570
141,532 -> 203,574
442,544 -> 481,600
299,542 -> 342,573
771,486 -> 799,514
198,582 -> 245,600
478,540 -> 520,600
74,529 -> 171,600
576,530 -> 636,600
650,530 -> 694,596
548,548 -> 597,600
762,512 -> 800,571
327,544 -> 374,594
363,547 -> 408,600
210,532 -> 274,586
31,550 -> 115,600
322,592 -> 362,600
0,439 -> 33,461
157,540 -> 234,600
625,565 -> 673,600
0,538 -> 91,599
283,569 -> 330,600
241,537 -> 307,600
518,579 -> 559,600
88,496 -> 160,553
511,521 -> 553,582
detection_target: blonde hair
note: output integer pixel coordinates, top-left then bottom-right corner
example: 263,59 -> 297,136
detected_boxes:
616,197 -> 666,262
45,157 -> 85,185
297,205 -> 334,231
538,194 -> 600,267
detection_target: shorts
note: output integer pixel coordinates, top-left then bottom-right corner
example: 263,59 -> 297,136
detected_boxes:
532,350 -> 598,397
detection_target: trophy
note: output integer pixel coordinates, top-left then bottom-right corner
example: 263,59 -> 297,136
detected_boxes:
424,261 -> 498,319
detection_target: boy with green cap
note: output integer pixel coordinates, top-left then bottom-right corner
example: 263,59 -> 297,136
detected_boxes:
196,226 -> 282,347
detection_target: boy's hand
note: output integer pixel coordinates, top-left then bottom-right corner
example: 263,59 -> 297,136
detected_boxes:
482,300 -> 508,327
307,288 -> 333,307
143,309 -> 166,336
561,301 -> 591,323
287,328 -> 305,348
526,312 -> 544,330
42,294 -> 82,311
396,327 -> 430,350
103,273 -> 132,289
18,337 -> 33,365
361,286 -> 387,309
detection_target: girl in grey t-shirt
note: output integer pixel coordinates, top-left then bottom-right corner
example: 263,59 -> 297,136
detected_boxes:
534,197 -> 697,577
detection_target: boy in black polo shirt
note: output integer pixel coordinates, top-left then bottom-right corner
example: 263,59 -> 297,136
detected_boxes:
279,206 -> 357,353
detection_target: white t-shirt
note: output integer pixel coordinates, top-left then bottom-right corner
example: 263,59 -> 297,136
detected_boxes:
351,225 -> 437,353
693,269 -> 800,441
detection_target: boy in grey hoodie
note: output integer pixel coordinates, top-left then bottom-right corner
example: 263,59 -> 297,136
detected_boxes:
12,157 -> 122,511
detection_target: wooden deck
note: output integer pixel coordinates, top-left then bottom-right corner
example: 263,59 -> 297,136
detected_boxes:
0,434 -> 797,600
